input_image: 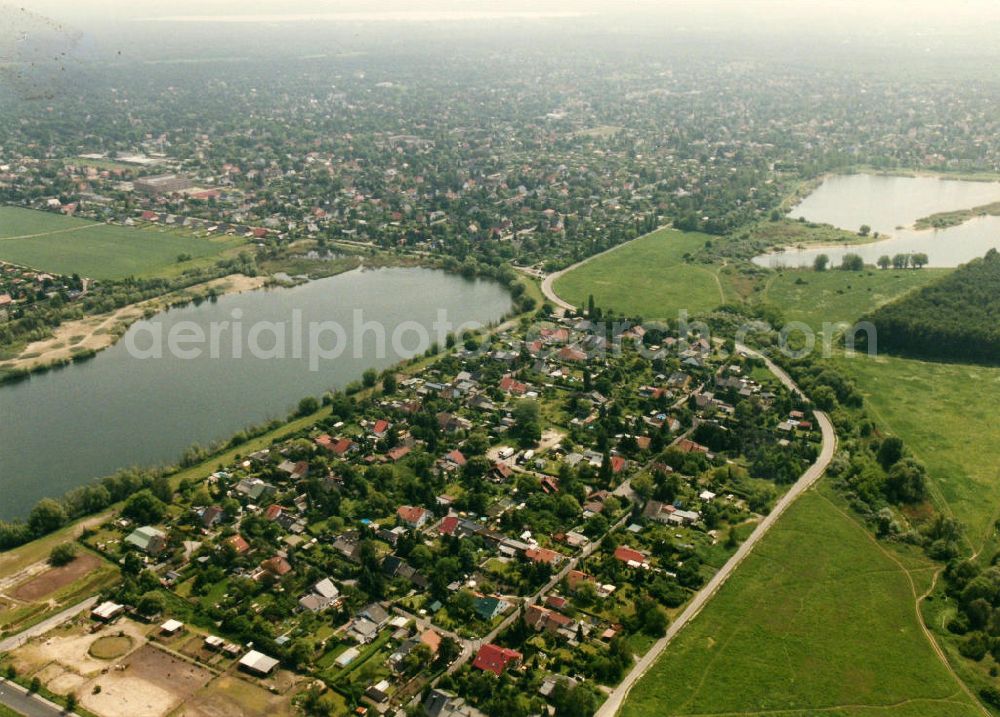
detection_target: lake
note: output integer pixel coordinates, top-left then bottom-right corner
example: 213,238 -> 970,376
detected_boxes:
753,174 -> 1000,268
0,267 -> 512,520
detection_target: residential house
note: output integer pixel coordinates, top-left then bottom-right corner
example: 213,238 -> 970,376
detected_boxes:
397,505 -> 431,529
125,526 -> 167,555
474,595 -> 510,621
472,644 -> 522,676
613,545 -> 649,567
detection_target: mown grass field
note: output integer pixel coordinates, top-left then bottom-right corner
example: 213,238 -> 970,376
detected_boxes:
762,268 -> 949,333
553,228 -> 724,319
621,490 -> 979,717
0,206 -> 244,279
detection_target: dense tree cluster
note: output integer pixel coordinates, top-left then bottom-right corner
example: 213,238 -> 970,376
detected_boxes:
864,250 -> 1000,364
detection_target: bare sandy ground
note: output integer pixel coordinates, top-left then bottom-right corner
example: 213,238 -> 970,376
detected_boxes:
81,643 -> 214,717
11,618 -> 148,678
2,274 -> 264,372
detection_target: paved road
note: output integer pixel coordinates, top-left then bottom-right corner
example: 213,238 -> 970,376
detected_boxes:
0,597 -> 98,653
595,347 -> 837,717
0,677 -> 74,717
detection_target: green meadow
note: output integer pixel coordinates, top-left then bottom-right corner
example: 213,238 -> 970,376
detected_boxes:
0,206 -> 244,280
613,253 -> 1000,716
621,490 -> 979,717
553,228 -> 724,319
762,267 -> 949,333
836,355 -> 1000,546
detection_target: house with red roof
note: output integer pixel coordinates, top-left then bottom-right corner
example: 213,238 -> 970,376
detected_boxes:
499,375 -> 528,395
438,515 -> 460,536
371,419 -> 391,438
260,556 -> 292,578
226,534 -> 250,554
316,434 -> 356,456
676,438 -> 709,454
444,449 -> 467,468
524,605 -> 576,638
264,504 -> 283,521
397,505 -> 431,529
540,327 -> 569,344
386,445 -> 411,462
419,629 -> 442,655
490,462 -> 514,483
524,547 -> 562,565
566,569 -> 596,592
613,545 -> 648,566
545,595 -> 568,610
557,346 -> 587,363
472,644 -> 523,676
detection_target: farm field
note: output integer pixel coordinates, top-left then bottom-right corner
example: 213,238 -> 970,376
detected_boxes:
0,547 -> 119,636
761,267 -> 949,333
0,206 -> 244,279
619,489 -> 979,717
553,228 -> 724,319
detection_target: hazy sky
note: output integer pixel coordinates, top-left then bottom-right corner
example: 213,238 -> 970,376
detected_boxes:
13,0 -> 1000,30
6,0 -> 1000,64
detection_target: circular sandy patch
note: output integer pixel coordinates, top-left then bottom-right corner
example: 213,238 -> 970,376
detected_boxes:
88,635 -> 133,660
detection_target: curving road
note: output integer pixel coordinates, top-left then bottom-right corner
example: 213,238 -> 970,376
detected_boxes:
595,344 -> 836,717
525,243 -> 841,715
514,248 -> 840,717
535,225 -> 670,314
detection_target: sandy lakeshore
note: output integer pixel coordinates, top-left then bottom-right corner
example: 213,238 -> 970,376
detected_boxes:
2,274 -> 265,372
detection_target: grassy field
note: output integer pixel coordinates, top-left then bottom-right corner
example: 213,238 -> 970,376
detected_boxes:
0,206 -> 244,279
0,546 -> 119,636
750,217 -> 873,247
617,269 -> 1000,717
835,355 -> 1000,547
553,228 -> 724,319
620,490 -> 979,717
761,268 -> 949,333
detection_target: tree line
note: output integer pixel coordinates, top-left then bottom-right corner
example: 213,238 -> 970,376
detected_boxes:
863,249 -> 1000,364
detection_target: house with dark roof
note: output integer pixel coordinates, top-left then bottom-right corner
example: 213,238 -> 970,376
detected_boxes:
474,595 -> 509,621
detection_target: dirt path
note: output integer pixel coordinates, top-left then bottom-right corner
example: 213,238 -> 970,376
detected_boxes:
816,492 -> 990,717
2,273 -> 265,372
0,221 -> 105,242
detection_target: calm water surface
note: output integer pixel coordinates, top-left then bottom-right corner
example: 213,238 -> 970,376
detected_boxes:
0,267 -> 511,519
754,174 -> 1000,268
